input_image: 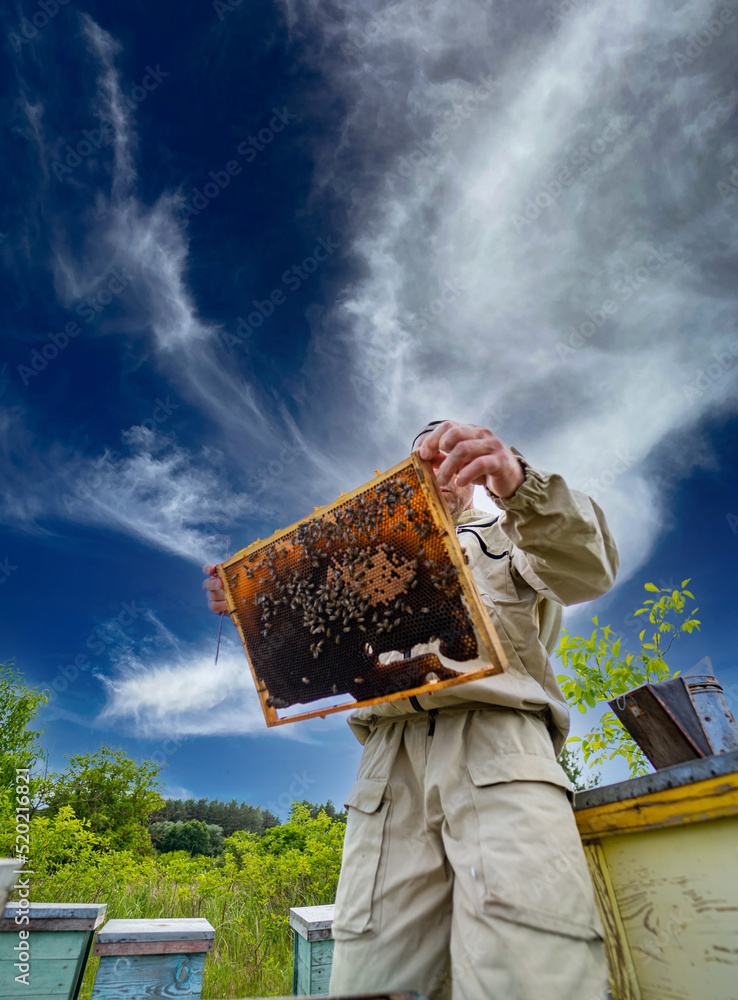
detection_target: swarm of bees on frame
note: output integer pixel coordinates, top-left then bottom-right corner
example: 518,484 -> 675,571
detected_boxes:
224,470 -> 478,709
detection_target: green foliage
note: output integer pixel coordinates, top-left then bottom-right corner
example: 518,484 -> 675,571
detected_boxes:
557,744 -> 600,791
0,659 -> 48,802
150,819 -> 223,857
292,798 -> 347,823
19,801 -> 345,999
557,580 -> 701,778
150,796 -> 278,836
43,744 -> 165,854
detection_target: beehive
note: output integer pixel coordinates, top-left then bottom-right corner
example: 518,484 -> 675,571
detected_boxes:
217,453 -> 507,726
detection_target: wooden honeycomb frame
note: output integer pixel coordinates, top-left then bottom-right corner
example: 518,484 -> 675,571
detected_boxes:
216,453 -> 508,726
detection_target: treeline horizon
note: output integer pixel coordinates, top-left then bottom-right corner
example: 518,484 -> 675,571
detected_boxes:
149,797 -> 280,836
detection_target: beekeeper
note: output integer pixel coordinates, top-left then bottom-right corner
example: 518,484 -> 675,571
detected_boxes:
203,419 -> 619,1000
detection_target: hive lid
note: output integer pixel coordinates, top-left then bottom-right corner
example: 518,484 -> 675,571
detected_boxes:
0,901 -> 107,931
96,917 -> 215,943
289,903 -> 335,937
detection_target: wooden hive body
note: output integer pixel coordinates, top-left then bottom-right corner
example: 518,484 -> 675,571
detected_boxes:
217,453 -> 507,726
0,902 -> 106,1000
90,918 -> 214,1000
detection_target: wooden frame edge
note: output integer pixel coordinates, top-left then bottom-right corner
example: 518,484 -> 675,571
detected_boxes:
217,454 -> 508,728
264,663 -> 500,726
411,451 -> 507,673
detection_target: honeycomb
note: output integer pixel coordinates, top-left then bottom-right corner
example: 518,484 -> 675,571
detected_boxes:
217,455 -> 506,725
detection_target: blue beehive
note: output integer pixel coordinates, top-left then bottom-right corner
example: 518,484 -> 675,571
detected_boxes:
90,917 -> 214,1000
0,902 -> 106,1000
289,904 -> 335,996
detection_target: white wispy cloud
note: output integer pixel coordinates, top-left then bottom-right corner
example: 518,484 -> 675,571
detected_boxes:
282,0 -> 738,579
0,417 -> 251,563
7,2 -> 738,744
97,636 -> 321,740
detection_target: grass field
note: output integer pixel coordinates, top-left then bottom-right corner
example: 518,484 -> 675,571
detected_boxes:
10,806 -> 345,998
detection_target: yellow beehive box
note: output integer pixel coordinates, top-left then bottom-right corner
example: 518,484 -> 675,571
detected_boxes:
574,749 -> 738,1000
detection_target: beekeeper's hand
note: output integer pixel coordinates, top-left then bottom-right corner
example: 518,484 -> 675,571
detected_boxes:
202,564 -> 229,614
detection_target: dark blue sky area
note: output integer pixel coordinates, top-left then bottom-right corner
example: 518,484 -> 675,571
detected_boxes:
1,0 -> 737,807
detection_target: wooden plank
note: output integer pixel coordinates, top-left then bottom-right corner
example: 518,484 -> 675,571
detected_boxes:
291,930 -> 299,996
574,750 -> 738,810
90,952 -> 207,1000
94,919 -> 213,943
263,663 -> 501,725
93,939 -> 214,957
0,919 -> 102,933
0,957 -> 80,997
1,904 -> 106,925
289,904 -> 335,938
600,817 -> 738,999
582,844 -> 641,1000
0,996 -> 83,1000
575,772 -> 738,840
309,938 -> 334,967
0,931 -> 88,961
68,930 -> 94,1000
306,960 -> 332,994
411,451 -> 507,673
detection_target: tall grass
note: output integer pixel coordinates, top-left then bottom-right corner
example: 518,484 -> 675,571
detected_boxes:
9,807 -> 345,999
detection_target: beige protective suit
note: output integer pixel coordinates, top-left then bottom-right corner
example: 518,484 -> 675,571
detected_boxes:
329,452 -> 619,1000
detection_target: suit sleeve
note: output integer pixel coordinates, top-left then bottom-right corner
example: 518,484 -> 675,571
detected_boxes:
492,449 -> 620,607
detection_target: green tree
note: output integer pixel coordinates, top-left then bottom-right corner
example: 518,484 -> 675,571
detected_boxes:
557,745 -> 600,791
557,580 -> 701,778
0,660 -> 48,808
44,744 -> 165,854
292,799 -> 347,823
150,797 -> 279,836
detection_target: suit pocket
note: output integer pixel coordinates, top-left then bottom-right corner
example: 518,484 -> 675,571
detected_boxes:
466,772 -> 604,941
332,779 -> 391,938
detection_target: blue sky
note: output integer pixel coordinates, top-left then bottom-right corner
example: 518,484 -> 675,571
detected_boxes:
1,0 -> 737,813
